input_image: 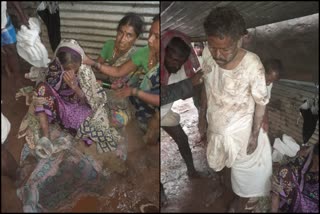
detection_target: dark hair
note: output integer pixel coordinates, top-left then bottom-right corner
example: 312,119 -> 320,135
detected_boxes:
194,42 -> 204,49
56,51 -> 81,68
264,58 -> 283,75
166,37 -> 191,60
117,12 -> 144,37
153,14 -> 160,22
204,6 -> 247,41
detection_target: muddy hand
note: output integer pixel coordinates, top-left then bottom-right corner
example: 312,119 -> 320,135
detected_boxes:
247,135 -> 258,155
191,70 -> 204,86
262,121 -> 269,133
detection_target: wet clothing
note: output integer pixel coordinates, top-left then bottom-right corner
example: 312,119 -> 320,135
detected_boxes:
203,46 -> 269,171
203,46 -> 271,198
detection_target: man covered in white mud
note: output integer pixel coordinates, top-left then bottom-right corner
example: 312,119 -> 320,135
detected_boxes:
200,6 -> 270,211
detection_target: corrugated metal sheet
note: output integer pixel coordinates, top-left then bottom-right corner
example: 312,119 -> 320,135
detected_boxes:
19,1 -> 159,59
268,80 -> 319,146
161,1 -> 319,41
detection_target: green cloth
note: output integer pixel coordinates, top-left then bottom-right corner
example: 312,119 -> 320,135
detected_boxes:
131,46 -> 149,74
100,40 -> 115,62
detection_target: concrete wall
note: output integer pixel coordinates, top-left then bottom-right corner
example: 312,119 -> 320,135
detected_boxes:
242,14 -> 319,146
243,13 -> 319,83
268,80 -> 318,146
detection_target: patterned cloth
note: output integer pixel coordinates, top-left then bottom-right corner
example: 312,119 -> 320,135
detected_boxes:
160,29 -> 200,85
34,46 -> 92,134
98,39 -> 136,129
129,64 -> 160,131
18,39 -> 126,155
35,82 -> 91,133
76,62 -> 124,153
17,144 -> 108,212
272,154 -> 319,213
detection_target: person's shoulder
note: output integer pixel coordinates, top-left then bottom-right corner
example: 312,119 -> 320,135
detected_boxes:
243,49 -> 261,62
242,49 -> 263,69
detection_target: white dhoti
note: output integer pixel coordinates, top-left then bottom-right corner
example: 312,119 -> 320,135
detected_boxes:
231,128 -> 272,197
207,122 -> 272,197
203,47 -> 271,198
206,116 -> 252,171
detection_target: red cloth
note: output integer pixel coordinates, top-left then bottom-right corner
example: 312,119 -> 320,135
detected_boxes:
161,29 -> 200,85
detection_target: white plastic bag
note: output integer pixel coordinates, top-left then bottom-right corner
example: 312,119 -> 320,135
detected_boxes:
272,134 -> 300,162
16,17 -> 50,67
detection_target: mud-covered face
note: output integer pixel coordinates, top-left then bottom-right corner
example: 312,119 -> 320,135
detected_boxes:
207,35 -> 239,66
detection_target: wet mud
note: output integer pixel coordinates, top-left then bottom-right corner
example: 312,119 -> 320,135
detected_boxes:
161,98 -> 238,212
1,60 -> 159,212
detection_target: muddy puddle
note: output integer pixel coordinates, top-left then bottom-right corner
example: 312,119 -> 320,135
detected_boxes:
1,62 -> 160,212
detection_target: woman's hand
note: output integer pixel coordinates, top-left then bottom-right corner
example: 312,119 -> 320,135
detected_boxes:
115,86 -> 134,98
63,70 -> 77,90
96,80 -> 103,86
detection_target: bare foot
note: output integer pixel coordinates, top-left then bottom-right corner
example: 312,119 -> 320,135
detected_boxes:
205,185 -> 224,207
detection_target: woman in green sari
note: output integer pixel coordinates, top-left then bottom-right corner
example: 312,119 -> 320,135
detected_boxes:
83,15 -> 160,144
96,12 -> 145,88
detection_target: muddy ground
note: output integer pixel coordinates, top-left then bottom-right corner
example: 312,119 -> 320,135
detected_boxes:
160,98 -> 246,213
1,59 -> 159,212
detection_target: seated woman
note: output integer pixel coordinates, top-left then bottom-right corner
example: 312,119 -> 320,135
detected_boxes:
271,143 -> 319,213
96,12 -> 144,88
33,39 -> 123,157
93,12 -> 144,144
83,15 -> 160,143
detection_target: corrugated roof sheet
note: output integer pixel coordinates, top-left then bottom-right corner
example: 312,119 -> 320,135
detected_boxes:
161,1 -> 319,40
18,1 -> 159,59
